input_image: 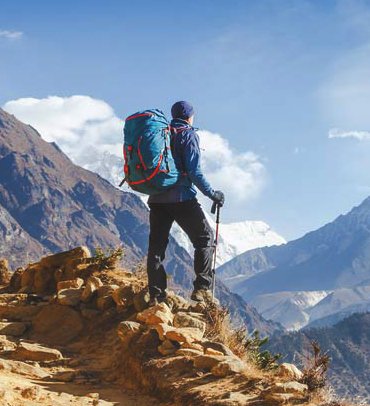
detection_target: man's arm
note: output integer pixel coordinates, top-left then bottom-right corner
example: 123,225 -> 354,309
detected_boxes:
182,131 -> 215,199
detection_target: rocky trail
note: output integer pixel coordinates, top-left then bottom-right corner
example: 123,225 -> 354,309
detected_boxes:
0,248 -> 344,405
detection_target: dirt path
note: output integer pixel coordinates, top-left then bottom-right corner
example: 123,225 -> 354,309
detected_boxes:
0,370 -> 158,406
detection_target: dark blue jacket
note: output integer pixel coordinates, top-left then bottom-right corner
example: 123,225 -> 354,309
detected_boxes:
148,118 -> 214,203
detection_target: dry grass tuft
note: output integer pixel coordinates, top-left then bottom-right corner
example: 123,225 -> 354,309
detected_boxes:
301,341 -> 330,391
201,302 -> 281,370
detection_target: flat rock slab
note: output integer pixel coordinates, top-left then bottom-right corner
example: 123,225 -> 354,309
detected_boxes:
0,358 -> 50,379
11,341 -> 63,361
0,304 -> 42,321
193,354 -> 225,371
0,321 -> 28,337
31,304 -> 84,345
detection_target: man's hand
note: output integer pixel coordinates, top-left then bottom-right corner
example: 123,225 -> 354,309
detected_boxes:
212,190 -> 225,207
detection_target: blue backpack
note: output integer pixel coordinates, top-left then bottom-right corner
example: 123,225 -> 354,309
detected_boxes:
120,109 -> 180,195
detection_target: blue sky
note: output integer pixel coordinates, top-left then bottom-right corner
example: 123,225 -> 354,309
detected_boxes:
1,0 -> 370,240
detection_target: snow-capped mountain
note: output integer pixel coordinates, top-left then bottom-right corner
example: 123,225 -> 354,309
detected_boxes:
250,290 -> 330,330
171,215 -> 286,267
218,196 -> 370,330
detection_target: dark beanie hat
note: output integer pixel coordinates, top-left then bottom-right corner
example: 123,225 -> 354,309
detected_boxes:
171,101 -> 194,119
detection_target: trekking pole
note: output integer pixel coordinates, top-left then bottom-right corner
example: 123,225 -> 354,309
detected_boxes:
211,202 -> 221,300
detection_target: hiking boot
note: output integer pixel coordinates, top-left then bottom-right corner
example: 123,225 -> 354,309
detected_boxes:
191,289 -> 214,304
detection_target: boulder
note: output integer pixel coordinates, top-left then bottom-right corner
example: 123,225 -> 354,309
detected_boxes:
176,348 -> 203,357
96,295 -> 115,311
0,304 -> 41,321
133,290 -> 150,312
112,285 -> 136,308
117,321 -> 141,349
173,312 -> 206,332
0,304 -> 42,321
97,284 -> 119,298
80,308 -> 100,320
39,246 -> 90,269
8,268 -> 23,292
181,342 -> 204,352
166,327 -> 204,344
151,323 -> 174,341
205,347 -> 224,356
0,321 -> 28,337
33,265 -> 56,294
57,288 -> 83,306
12,341 -> 63,361
277,363 -> 304,381
201,341 -> 234,357
57,278 -> 84,291
158,339 -> 178,356
193,354 -> 225,371
32,304 -> 84,345
211,357 -> 245,377
271,381 -> 308,395
0,358 -> 50,379
137,302 -> 173,325
0,259 -> 10,285
81,276 -> 103,302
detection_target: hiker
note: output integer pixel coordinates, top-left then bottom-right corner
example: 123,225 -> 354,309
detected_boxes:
146,101 -> 225,306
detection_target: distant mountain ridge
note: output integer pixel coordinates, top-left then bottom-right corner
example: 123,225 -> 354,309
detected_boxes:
0,108 -> 279,335
218,196 -> 370,329
269,312 -> 370,401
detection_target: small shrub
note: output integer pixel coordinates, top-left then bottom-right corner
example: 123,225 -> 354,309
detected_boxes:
244,330 -> 282,370
301,341 -> 330,391
93,246 -> 124,270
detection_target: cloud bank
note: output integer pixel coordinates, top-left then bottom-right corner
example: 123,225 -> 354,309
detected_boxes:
3,95 -> 265,205
0,30 -> 23,40
328,128 -> 370,141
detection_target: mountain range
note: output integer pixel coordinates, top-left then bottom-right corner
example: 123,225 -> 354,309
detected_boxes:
218,196 -> 370,330
0,108 -> 279,335
268,312 -> 370,402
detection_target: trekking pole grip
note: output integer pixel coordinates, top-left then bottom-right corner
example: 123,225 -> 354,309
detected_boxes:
216,204 -> 221,224
211,201 -> 217,214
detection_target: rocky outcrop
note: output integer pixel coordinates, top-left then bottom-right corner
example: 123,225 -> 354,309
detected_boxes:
0,248 -> 335,406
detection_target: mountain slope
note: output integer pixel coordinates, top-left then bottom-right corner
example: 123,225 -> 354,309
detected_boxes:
223,197 -> 370,298
268,312 -> 370,401
0,108 -> 279,335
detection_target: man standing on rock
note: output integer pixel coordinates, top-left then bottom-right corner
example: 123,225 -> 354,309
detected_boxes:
147,101 -> 225,306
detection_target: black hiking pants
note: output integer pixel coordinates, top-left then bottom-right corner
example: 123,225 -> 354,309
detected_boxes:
147,198 -> 214,298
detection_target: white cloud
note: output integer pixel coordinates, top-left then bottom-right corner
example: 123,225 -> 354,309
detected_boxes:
3,95 -> 265,205
198,130 -> 265,202
328,128 -> 370,141
0,30 -> 23,40
3,95 -> 123,159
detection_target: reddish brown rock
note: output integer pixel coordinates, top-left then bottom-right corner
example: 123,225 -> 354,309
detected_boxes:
32,304 -> 84,345
12,342 -> 63,362
57,278 -> 84,291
